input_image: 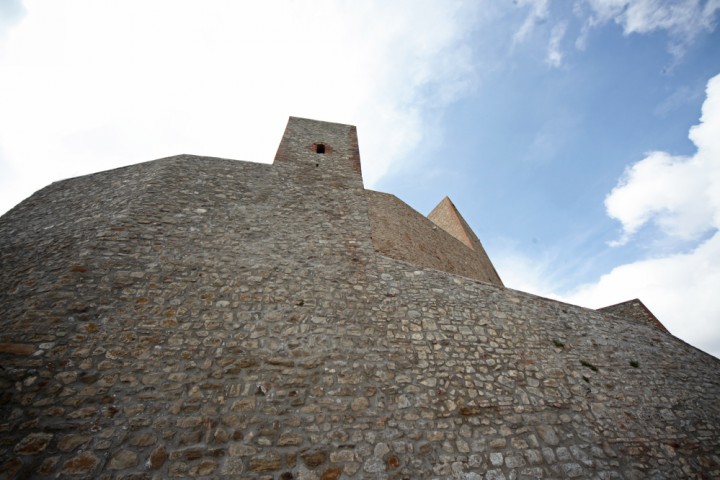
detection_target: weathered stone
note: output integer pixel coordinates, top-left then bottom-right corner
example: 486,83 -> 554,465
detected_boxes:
249,452 -> 281,472
278,432 -> 304,446
459,406 -> 483,416
229,443 -> 257,457
179,429 -> 202,445
129,432 -> 157,447
0,343 -> 35,355
61,451 -> 99,475
58,434 -> 90,452
301,451 -> 326,468
68,406 -> 98,419
363,456 -> 385,473
373,442 -> 390,457
38,455 -> 60,476
485,470 -> 507,480
188,460 -> 217,476
330,450 -> 355,463
221,458 -> 245,475
109,450 -> 138,470
561,462 -> 585,477
321,467 -> 342,480
489,438 -> 507,449
14,432 -> 53,455
147,445 -> 168,469
537,425 -> 559,446
230,398 -> 255,412
351,397 -> 369,411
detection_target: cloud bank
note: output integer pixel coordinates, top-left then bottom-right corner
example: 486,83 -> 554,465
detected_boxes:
566,73 -> 720,358
0,0 -> 482,215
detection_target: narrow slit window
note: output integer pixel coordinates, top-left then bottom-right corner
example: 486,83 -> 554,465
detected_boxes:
316,144 -> 326,154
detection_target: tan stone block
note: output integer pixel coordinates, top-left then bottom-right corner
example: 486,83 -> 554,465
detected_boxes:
147,445 -> 168,469
130,432 -> 157,447
278,431 -> 304,446
61,451 -> 99,475
322,466 -> 342,480
351,397 -> 369,411
109,450 -> 138,470
249,452 -> 281,472
301,451 -> 326,468
231,398 -> 256,412
14,432 -> 53,455
188,460 -> 217,476
57,434 -> 90,452
0,343 -> 35,355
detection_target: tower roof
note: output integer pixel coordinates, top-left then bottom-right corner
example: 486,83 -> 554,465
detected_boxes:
428,196 -> 503,285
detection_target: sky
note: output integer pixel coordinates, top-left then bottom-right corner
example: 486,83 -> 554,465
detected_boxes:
1,0 -> 719,358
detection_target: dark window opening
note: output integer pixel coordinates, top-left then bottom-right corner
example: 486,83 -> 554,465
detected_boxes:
316,143 -> 326,154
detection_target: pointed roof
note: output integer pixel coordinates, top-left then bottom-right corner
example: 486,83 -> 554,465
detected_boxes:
427,196 -> 503,286
598,298 -> 669,333
428,196 -> 476,250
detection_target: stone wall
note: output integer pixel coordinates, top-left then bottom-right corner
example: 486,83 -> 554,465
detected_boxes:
0,117 -> 718,479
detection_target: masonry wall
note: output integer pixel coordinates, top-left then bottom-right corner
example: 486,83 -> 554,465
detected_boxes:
0,118 -> 719,479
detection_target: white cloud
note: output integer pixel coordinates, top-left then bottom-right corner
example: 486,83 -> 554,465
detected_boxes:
564,232 -> 720,357
605,74 -> 720,244
546,22 -> 567,67
0,0 -> 482,215
582,0 -> 720,57
565,73 -> 720,358
499,73 -> 720,358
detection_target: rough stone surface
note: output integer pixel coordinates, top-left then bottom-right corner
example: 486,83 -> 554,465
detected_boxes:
0,116 -> 719,479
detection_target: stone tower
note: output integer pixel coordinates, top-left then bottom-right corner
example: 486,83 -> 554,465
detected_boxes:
0,117 -> 718,479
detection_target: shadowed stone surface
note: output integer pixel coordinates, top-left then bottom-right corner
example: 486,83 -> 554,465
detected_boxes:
0,117 -> 718,479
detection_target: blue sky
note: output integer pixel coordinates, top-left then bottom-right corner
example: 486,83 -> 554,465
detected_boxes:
1,0 -> 719,357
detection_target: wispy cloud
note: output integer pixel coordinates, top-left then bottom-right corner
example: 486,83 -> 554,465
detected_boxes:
581,0 -> 720,58
513,0 -> 550,44
546,21 -> 568,67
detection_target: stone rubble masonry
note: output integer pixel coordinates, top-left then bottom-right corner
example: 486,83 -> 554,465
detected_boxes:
0,116 -> 718,479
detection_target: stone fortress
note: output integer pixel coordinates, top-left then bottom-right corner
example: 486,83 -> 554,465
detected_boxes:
0,117 -> 718,479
